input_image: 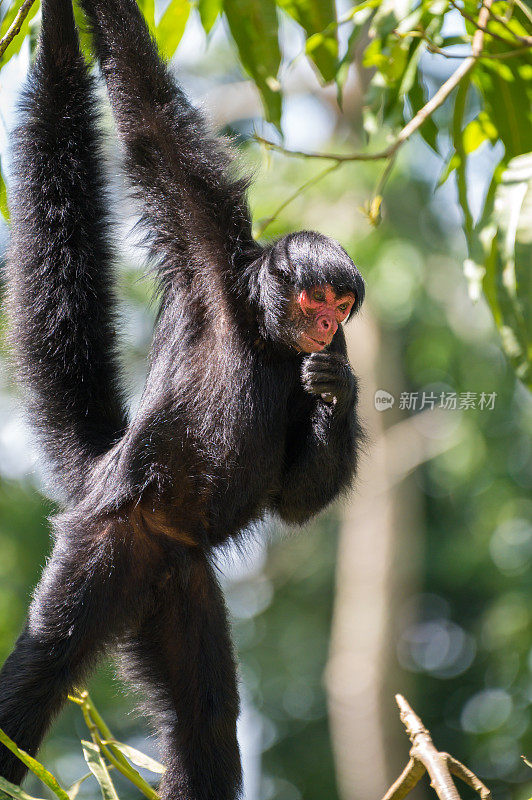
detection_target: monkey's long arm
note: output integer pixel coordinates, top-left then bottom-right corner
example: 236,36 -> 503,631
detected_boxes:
80,0 -> 258,290
275,336 -> 362,524
275,400 -> 361,524
6,0 -> 127,501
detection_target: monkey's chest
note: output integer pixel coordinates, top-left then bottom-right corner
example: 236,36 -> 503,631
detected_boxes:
159,356 -> 297,545
204,415 -> 288,544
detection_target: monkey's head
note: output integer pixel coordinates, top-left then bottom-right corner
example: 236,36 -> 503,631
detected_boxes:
249,230 -> 365,354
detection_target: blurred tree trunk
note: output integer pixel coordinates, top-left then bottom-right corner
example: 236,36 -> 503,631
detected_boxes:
326,311 -> 424,799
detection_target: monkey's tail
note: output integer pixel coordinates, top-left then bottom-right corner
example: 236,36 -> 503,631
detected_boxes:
5,0 -> 128,503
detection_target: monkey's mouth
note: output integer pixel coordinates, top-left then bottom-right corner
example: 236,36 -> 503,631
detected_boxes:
300,333 -> 329,351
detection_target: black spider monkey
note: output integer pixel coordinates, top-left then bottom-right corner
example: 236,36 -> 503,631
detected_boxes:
0,0 -> 365,797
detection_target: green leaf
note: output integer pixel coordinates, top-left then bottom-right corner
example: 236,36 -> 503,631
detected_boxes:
0,0 -> 39,68
156,0 -> 190,58
223,0 -> 281,126
408,76 -> 438,153
278,0 -> 338,83
197,0 -> 221,33
483,1 -> 532,43
0,157 -> 10,223
103,741 -> 165,775
362,36 -> 383,69
0,776 -> 45,800
81,742 -> 119,800
363,35 -> 410,89
66,773 -> 92,800
138,0 -> 156,34
480,154 -> 532,387
453,79 -> 474,243
437,151 -> 459,186
336,19 -> 367,108
73,3 -> 94,62
397,38 -> 423,98
0,729 -> 70,800
473,59 -> 532,159
462,118 -> 486,154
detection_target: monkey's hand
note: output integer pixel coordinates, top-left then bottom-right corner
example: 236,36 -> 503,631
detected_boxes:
301,353 -> 357,413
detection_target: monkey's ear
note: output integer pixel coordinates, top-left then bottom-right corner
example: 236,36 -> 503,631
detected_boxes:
347,274 -> 365,318
243,250 -> 288,343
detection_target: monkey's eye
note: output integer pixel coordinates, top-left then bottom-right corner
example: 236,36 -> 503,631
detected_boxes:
338,302 -> 349,313
313,289 -> 326,302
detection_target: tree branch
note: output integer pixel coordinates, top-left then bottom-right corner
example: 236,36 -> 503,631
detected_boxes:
255,0 -> 493,166
0,0 -> 37,61
254,161 -> 340,237
513,0 -> 532,26
484,1 -> 532,45
253,135 -> 393,163
381,758 -> 426,800
389,0 -> 491,149
449,0 -> 520,47
379,695 -> 493,800
421,30 -> 531,59
445,753 -> 492,800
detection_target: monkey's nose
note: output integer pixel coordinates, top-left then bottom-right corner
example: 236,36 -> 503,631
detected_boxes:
318,316 -> 337,336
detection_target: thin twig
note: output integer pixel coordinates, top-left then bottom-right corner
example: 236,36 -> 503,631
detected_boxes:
421,31 -> 531,59
256,0 -> 493,168
0,0 -> 37,60
384,694 -> 493,800
484,1 -> 532,44
381,758 -> 426,800
449,0 -> 520,47
396,695 -> 462,800
394,0 -> 491,147
254,135 -> 393,163
445,753 -> 492,800
513,0 -> 532,25
254,162 -> 340,236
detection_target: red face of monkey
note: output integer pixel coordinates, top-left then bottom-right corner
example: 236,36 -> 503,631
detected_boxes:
289,284 -> 356,353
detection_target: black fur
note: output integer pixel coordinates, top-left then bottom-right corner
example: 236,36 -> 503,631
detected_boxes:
0,0 -> 365,798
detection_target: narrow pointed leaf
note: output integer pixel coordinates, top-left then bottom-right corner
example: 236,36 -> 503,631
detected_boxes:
81,742 -> 119,800
66,779 -> 86,800
223,0 -> 281,126
0,776 -> 46,800
0,158 -> 9,223
103,741 -> 165,775
473,59 -> 532,159
198,0 -> 222,33
278,0 -> 338,83
156,0 -> 191,58
481,154 -> 532,387
408,77 -> 438,153
138,0 -> 156,34
0,729 -> 69,800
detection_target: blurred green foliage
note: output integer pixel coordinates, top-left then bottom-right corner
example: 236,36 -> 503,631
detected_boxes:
1,0 -> 532,385
372,175 -> 532,800
0,119 -> 530,800
234,513 -> 341,800
241,157 -> 531,800
0,1 -> 531,799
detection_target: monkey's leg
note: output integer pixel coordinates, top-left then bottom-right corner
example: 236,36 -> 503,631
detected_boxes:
0,517 -> 139,784
121,549 -> 242,800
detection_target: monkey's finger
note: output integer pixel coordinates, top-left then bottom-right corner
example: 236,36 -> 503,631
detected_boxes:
303,360 -> 344,375
304,382 -> 337,396
305,369 -> 350,386
306,365 -> 347,379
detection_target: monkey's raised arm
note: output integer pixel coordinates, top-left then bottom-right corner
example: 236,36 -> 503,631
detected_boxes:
7,0 -> 127,501
80,0 -> 258,287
